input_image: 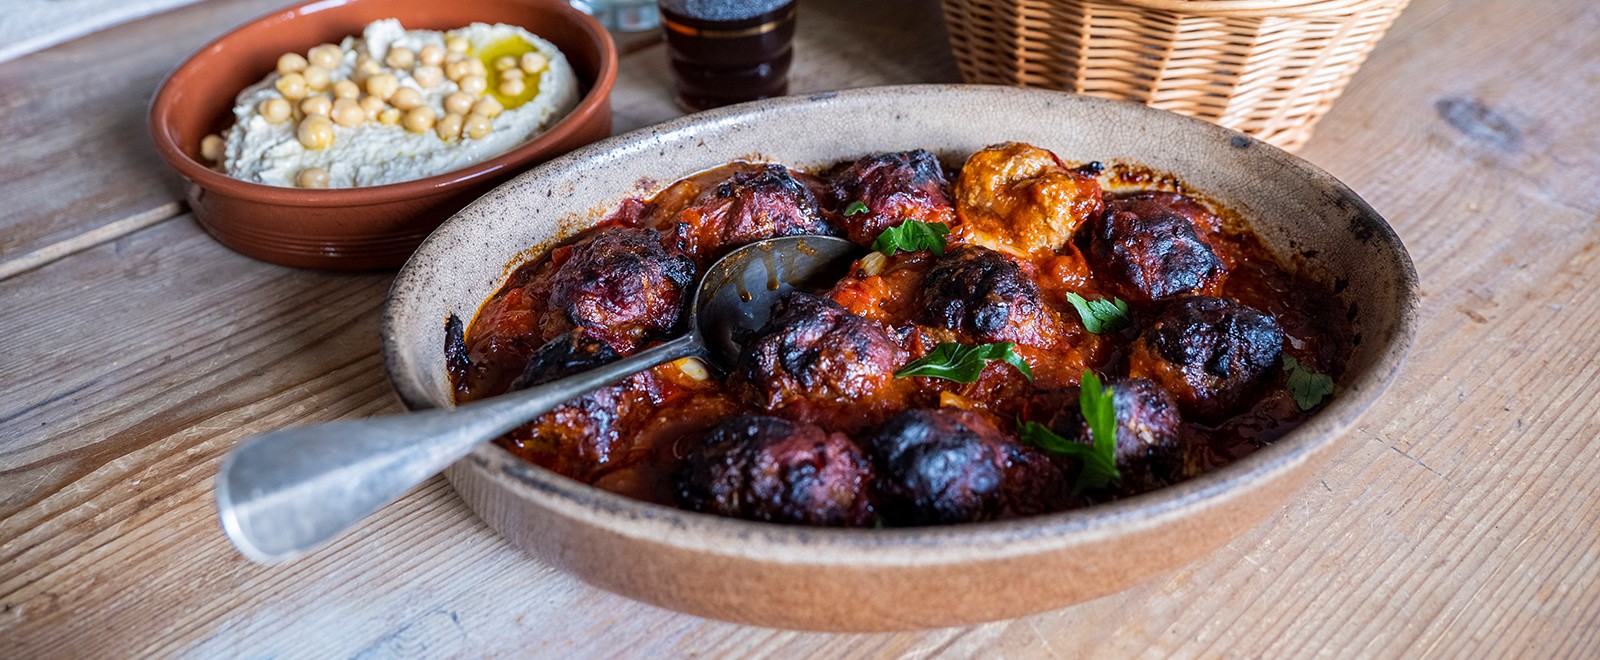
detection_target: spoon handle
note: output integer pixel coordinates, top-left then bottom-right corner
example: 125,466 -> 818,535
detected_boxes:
216,333 -> 703,564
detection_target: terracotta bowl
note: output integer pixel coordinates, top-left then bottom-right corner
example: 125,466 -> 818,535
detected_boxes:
148,0 -> 617,270
382,85 -> 1418,631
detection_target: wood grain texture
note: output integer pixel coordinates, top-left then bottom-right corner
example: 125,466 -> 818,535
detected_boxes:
2,0 -> 1599,656
0,0 -> 294,280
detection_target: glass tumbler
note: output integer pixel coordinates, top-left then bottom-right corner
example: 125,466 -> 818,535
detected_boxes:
658,0 -> 797,112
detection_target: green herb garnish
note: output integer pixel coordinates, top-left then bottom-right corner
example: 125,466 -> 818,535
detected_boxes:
1065,293 -> 1131,334
1283,355 -> 1335,411
1016,370 -> 1121,493
843,200 -> 870,216
871,220 -> 950,257
893,341 -> 1032,383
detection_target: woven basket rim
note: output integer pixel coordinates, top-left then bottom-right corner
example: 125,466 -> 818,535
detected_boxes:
1104,0 -> 1403,17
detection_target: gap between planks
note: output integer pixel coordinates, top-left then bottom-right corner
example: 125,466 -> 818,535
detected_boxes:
0,202 -> 185,283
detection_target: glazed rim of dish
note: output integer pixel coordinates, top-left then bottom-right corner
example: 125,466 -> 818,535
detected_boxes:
384,84 -> 1418,566
147,0 -> 616,205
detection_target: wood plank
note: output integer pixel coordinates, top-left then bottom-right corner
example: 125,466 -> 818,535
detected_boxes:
0,0 -> 301,280
3,0 -> 1600,655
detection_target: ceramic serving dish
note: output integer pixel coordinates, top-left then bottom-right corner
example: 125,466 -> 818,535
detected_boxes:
148,0 -> 617,270
382,85 -> 1418,631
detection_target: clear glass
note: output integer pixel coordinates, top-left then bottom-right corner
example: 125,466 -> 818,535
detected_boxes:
570,0 -> 660,32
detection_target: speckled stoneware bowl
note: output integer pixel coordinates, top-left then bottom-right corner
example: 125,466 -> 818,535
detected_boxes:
382,85 -> 1418,631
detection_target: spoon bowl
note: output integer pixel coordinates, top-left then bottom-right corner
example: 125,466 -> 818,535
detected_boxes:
216,234 -> 863,563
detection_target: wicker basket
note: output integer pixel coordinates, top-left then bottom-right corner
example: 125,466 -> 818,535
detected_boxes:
941,0 -> 1410,150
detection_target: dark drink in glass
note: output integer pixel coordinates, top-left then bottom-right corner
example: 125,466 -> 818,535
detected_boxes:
658,0 -> 797,112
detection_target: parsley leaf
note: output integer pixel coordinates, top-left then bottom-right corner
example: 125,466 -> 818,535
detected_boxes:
871,220 -> 950,257
1016,370 -> 1121,493
894,341 -> 1032,383
1283,355 -> 1335,411
843,200 -> 870,216
1065,293 -> 1131,334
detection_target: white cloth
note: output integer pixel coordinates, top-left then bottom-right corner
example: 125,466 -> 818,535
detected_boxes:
0,0 -> 208,63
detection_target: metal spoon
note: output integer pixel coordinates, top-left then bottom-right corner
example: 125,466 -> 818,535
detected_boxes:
215,235 -> 863,564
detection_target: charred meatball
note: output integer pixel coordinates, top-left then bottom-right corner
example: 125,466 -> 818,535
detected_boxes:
675,415 -> 875,526
548,226 -> 695,354
1088,192 -> 1225,301
954,142 -> 1104,256
1042,378 -> 1184,490
497,330 -> 662,482
866,409 -> 1065,525
920,245 -> 1059,346
653,163 -> 839,265
1130,296 -> 1284,421
825,150 -> 956,246
731,292 -> 909,430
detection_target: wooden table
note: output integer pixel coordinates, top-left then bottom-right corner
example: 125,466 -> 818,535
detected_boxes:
3,0 -> 1597,655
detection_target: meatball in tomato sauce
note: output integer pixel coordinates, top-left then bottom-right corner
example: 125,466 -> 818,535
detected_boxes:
1087,191 -> 1225,302
954,142 -> 1104,256
866,409 -> 1065,525
731,292 -> 910,431
1130,296 -> 1284,421
548,226 -> 695,354
920,245 -> 1061,347
1040,377 -> 1185,490
675,415 -> 875,526
651,163 -> 839,266
824,149 -> 956,246
499,330 -> 664,482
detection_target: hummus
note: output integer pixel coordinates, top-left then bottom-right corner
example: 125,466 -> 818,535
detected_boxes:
216,20 -> 580,188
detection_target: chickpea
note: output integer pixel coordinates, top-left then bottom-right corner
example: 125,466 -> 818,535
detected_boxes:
200,134 -> 225,161
302,65 -> 331,92
275,72 -> 308,100
444,92 -> 475,116
332,80 -> 361,100
418,44 -> 445,66
520,52 -> 548,73
500,67 -> 524,82
378,108 -> 402,126
445,59 -> 471,83
494,56 -> 517,71
466,59 -> 488,78
463,112 -> 493,139
497,77 -> 526,98
471,96 -> 503,118
402,106 -> 436,134
436,112 -> 464,140
296,167 -> 330,188
389,87 -> 424,111
445,36 -> 469,54
297,116 -> 335,149
299,95 -> 332,116
354,56 -> 382,81
331,98 -> 365,127
364,72 -> 399,100
412,65 -> 444,89
276,52 -> 308,76
359,94 -> 386,118
259,97 -> 292,124
858,251 -> 888,277
308,43 -> 343,70
459,74 -> 488,96
674,357 -> 711,381
385,46 -> 416,70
